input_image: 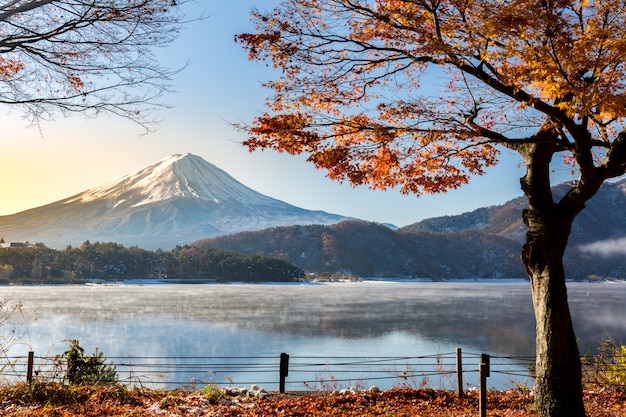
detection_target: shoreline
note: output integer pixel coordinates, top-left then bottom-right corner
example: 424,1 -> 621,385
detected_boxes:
3,276 -> 625,287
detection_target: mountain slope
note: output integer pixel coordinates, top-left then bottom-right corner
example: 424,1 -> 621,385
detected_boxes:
400,179 -> 626,246
400,179 -> 626,279
194,179 -> 626,280
0,153 -> 347,249
194,220 -> 526,278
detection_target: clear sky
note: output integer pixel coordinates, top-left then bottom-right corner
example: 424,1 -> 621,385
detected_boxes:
0,1 -> 576,227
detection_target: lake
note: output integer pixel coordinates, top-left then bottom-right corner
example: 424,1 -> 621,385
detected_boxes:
1,281 -> 625,391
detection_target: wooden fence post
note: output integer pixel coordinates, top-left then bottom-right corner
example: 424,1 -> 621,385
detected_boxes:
27,351 -> 34,383
279,352 -> 289,394
480,353 -> 490,378
456,347 -> 463,398
479,353 -> 490,417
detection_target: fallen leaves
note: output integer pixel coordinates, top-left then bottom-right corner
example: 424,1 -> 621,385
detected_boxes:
1,385 -> 625,417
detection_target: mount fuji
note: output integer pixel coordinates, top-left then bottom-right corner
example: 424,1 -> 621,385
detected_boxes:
0,153 -> 348,249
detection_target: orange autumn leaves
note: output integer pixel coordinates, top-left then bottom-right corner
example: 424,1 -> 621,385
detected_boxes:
0,58 -> 23,81
2,386 -> 625,417
245,108 -> 498,194
236,0 -> 626,194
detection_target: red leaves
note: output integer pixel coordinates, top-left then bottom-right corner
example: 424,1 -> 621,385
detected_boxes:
243,113 -> 320,155
0,57 -> 24,81
235,0 -> 626,195
235,32 -> 283,61
2,386 -> 624,417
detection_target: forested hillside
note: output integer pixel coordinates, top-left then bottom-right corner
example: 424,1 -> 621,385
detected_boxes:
0,241 -> 304,284
194,217 -> 626,280
192,180 -> 626,281
194,220 -> 526,279
401,180 -> 626,247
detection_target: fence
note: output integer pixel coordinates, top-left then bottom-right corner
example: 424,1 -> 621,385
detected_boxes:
2,348 -> 534,393
4,349 -> 624,417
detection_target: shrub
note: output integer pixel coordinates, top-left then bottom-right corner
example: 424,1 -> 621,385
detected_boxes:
57,339 -> 117,386
583,337 -> 626,386
597,338 -> 626,384
198,384 -> 226,403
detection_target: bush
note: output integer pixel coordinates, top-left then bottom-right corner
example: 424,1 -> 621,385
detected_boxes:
57,339 -> 117,386
198,384 -> 226,403
0,299 -> 23,355
597,338 -> 626,384
583,337 -> 626,386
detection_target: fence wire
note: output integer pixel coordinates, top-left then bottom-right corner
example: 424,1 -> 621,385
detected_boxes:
1,351 -> 622,392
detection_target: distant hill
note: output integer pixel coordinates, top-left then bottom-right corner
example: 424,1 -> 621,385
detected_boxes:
400,197 -> 528,242
400,180 -> 626,247
0,153 -> 348,250
194,220 -> 526,279
399,179 -> 626,279
194,180 -> 626,280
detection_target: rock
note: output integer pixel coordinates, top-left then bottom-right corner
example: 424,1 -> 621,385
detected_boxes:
221,385 -> 269,399
338,386 -> 359,395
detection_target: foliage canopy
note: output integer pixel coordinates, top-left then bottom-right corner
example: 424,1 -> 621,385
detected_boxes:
236,0 -> 626,193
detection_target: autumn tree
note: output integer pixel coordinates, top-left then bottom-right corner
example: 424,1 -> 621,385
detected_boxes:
235,1 -> 626,416
0,0 -> 189,131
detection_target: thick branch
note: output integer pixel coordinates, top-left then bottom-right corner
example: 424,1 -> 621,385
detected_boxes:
0,0 -> 55,22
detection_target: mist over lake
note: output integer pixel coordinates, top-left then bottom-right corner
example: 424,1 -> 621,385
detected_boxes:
2,281 -> 624,390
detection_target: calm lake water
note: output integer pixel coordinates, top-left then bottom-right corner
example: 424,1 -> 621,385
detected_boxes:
1,281 -> 625,391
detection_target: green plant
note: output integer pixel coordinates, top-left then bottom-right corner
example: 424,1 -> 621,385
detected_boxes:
595,338 -> 626,385
512,381 -> 532,395
57,339 -> 117,386
582,337 -> 626,388
198,384 -> 226,403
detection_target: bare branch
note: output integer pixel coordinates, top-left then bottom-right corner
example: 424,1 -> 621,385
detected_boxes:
0,0 -> 192,131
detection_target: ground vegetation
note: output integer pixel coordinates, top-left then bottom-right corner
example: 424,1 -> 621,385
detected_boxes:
0,385 -> 624,417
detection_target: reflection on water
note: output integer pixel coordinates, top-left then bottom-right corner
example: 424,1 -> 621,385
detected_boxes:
1,281 -> 624,389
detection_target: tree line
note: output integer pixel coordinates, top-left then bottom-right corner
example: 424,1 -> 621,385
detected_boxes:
0,241 -> 304,284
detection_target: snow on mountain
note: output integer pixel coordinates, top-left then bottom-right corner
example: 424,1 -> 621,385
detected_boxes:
0,153 -> 348,249
67,153 -> 277,207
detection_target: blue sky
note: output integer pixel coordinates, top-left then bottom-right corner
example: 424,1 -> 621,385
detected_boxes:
0,1 -> 576,227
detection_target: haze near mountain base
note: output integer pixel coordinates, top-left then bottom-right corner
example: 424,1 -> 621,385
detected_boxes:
0,154 -> 347,250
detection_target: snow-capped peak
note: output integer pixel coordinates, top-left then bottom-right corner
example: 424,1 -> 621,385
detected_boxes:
0,153 -> 347,249
66,153 -> 274,207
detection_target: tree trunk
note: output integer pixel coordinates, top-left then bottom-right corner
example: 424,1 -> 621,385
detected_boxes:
523,217 -> 585,417
518,141 -> 586,417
